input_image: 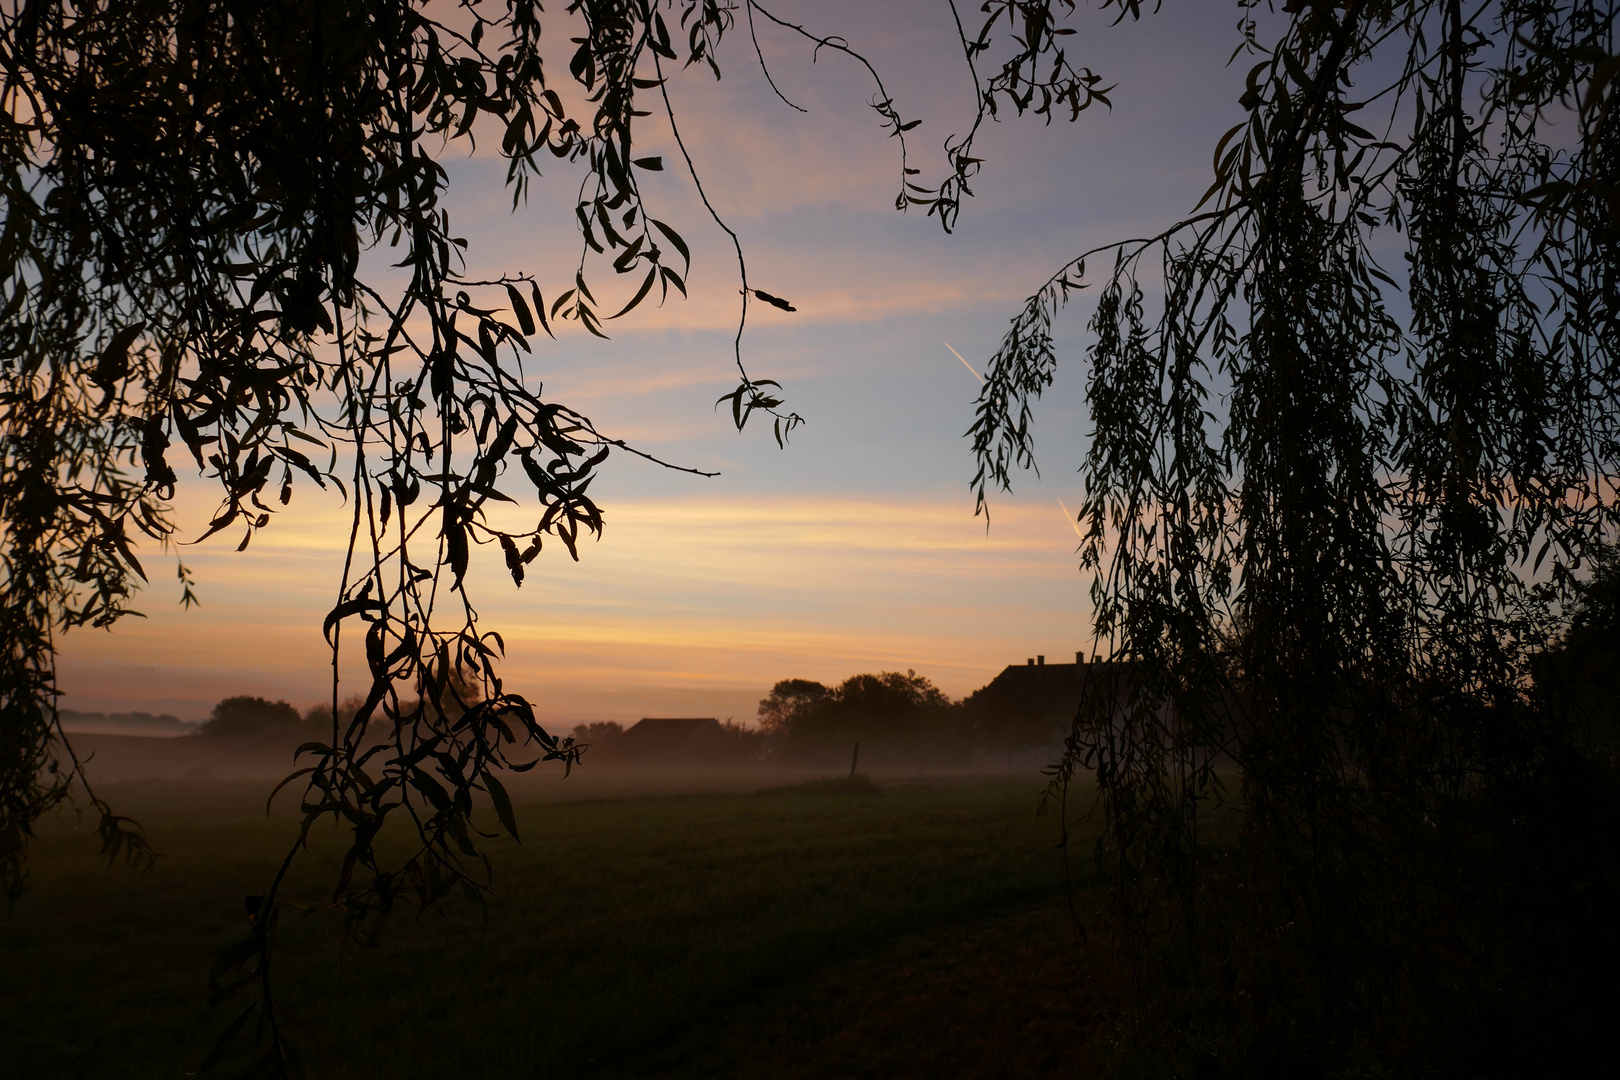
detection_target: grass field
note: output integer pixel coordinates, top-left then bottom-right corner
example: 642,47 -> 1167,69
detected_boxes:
0,771 -> 1114,1079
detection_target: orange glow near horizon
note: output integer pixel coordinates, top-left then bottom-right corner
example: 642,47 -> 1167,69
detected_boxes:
55,485 -> 1094,725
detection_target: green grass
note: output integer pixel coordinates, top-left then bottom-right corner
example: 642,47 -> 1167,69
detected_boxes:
1,773 -> 1099,1079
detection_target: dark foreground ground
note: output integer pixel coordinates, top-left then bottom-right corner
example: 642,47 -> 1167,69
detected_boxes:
1,772 -> 1116,1079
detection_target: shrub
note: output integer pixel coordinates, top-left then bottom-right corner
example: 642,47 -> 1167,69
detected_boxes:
197,696 -> 303,739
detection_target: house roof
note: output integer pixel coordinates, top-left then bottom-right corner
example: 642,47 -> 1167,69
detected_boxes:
968,661 -> 1126,720
619,717 -> 723,759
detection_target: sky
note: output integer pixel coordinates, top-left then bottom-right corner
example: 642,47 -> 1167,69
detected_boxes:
57,1 -> 1256,726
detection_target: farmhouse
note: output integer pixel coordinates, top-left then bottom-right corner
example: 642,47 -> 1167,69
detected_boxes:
964,653 -> 1124,765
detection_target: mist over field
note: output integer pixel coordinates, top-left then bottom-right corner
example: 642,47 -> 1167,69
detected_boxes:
7,734 -> 1097,1079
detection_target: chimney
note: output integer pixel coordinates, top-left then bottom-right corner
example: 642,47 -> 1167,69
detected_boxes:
1026,658 -> 1034,666
1037,655 -> 1045,665
1076,651 -> 1083,665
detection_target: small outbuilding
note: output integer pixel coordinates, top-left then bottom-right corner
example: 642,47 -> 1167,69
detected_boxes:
618,717 -> 734,764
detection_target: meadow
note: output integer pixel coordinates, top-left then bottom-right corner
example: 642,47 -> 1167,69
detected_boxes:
1,771 -> 1113,1079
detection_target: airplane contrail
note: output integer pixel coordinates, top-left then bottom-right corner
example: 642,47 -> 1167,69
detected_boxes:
1058,498 -> 1084,538
943,341 -> 984,385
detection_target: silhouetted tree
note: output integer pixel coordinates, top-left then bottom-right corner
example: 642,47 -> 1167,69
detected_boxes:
969,2 -> 1620,1075
755,679 -> 831,738
198,697 -> 304,740
764,671 -> 967,770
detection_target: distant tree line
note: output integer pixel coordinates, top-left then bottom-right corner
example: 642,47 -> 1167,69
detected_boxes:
183,666 -> 1068,769
58,709 -> 191,735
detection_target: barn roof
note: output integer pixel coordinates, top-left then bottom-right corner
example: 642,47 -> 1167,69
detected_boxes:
619,717 -> 723,760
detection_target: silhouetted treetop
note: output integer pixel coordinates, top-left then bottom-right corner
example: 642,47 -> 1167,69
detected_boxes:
197,697 -> 304,740
755,678 -> 831,736
759,670 -> 966,769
